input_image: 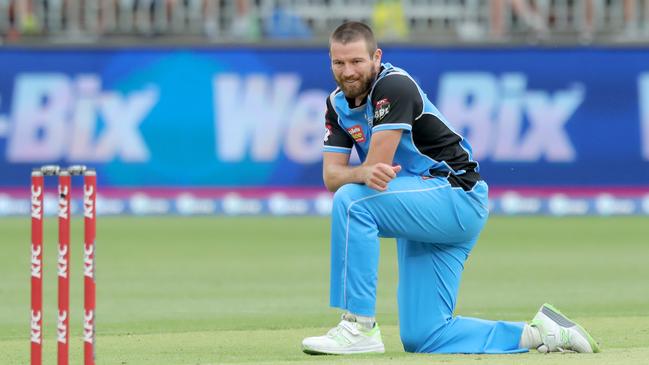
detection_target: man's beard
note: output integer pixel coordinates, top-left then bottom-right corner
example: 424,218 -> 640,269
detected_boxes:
335,68 -> 377,100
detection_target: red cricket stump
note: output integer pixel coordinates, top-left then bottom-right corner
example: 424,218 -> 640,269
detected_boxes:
31,170 -> 44,365
31,165 -> 95,365
83,170 -> 97,365
58,171 -> 71,365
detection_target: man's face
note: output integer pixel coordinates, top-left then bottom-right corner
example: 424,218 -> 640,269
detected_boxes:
330,39 -> 381,100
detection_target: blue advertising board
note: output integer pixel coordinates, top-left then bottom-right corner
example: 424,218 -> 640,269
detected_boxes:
1,46 -> 648,189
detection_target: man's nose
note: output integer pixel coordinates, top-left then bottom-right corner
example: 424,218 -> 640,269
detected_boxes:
342,64 -> 356,78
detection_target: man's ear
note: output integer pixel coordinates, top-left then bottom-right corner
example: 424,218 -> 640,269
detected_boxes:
374,48 -> 383,64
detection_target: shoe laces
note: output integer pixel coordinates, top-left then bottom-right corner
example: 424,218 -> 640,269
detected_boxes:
559,328 -> 573,349
539,327 -> 574,352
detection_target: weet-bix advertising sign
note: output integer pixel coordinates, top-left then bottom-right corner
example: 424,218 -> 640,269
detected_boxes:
0,47 -> 648,188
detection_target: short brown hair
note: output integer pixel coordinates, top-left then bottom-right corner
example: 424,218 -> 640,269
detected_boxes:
330,21 -> 377,56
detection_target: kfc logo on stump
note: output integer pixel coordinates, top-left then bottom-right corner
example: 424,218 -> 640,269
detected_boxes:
347,125 -> 366,143
374,98 -> 391,121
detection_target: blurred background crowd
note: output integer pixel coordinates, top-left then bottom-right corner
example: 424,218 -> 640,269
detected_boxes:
2,0 -> 649,45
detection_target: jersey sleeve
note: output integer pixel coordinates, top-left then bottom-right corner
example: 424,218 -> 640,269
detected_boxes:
370,74 -> 423,133
323,95 -> 354,154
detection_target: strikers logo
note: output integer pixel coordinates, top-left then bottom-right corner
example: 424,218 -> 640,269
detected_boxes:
346,125 -> 366,143
374,98 -> 391,121
324,124 -> 332,142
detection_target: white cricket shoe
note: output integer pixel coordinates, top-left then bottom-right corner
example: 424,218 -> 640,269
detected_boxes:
532,303 -> 600,353
302,317 -> 385,355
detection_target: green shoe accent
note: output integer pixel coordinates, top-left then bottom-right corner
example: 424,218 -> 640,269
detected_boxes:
366,324 -> 381,338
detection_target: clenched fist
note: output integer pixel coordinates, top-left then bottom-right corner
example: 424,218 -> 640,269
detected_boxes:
361,163 -> 402,191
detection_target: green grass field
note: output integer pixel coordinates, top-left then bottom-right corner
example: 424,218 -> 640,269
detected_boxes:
1,216 -> 648,364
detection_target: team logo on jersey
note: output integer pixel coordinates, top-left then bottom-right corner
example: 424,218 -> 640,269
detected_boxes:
365,113 -> 373,127
347,125 -> 366,143
374,98 -> 391,121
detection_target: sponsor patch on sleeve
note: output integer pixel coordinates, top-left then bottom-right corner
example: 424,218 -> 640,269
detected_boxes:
346,125 -> 366,143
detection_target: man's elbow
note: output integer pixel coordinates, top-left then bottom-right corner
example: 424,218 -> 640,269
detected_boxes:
324,183 -> 338,193
323,177 -> 339,193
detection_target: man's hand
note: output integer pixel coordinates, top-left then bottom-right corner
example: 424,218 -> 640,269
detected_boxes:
362,163 -> 402,191
322,130 -> 403,192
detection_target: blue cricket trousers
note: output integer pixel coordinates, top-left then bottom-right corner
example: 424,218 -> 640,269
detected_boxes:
329,175 -> 526,353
